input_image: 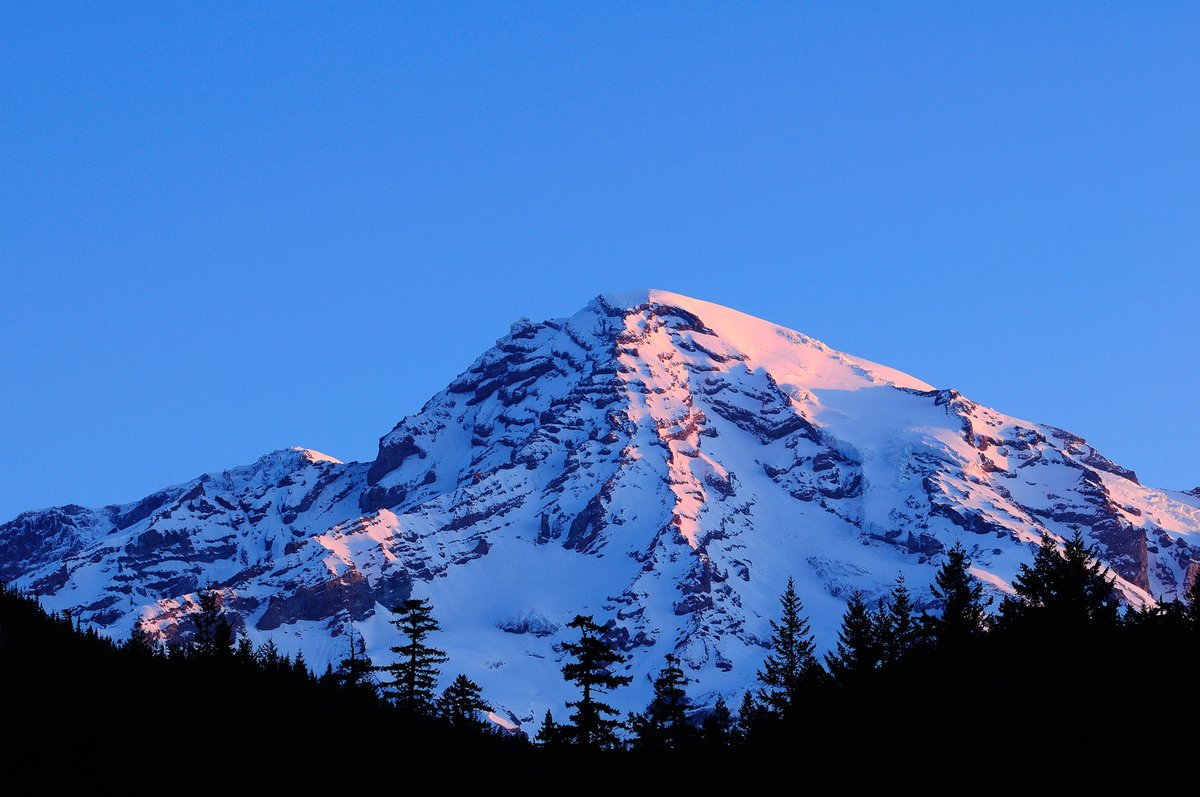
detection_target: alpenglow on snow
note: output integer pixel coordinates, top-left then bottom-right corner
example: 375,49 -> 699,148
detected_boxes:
3,290 -> 1199,727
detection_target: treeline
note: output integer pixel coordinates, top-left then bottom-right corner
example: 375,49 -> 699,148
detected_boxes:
729,533 -> 1200,784
526,532 -> 1200,768
0,584 -> 539,783
2,531 -> 1199,787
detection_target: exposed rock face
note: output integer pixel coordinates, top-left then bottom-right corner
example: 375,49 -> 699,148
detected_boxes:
258,568 -> 411,631
2,290 -> 1198,724
497,610 -> 560,637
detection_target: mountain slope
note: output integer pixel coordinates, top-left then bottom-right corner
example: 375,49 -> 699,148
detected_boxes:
3,289 -> 1198,727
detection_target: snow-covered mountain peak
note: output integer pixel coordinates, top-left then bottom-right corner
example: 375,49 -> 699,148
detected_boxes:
2,290 -> 1198,729
594,289 -> 934,393
214,446 -> 345,485
291,447 -> 343,465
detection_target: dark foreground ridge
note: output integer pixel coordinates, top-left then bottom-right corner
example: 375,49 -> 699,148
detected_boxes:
3,531 -> 1198,790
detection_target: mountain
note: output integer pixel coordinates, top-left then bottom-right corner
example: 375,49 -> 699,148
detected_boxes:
3,289 -> 1199,728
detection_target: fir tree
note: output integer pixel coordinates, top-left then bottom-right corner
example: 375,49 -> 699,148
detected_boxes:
125,617 -> 154,654
438,673 -> 491,729
629,653 -> 695,751
1055,529 -> 1120,627
191,587 -> 234,657
378,598 -> 448,713
928,541 -> 990,644
734,690 -> 761,741
1000,531 -> 1118,630
1006,533 -> 1060,615
292,649 -> 309,680
756,577 -> 820,718
235,630 -> 255,663
560,614 -> 632,750
700,695 -> 734,748
1123,598 -> 1189,635
213,617 -> 234,656
826,590 -> 880,683
335,628 -> 374,693
535,709 -> 561,747
1188,574 -> 1200,631
256,638 -> 281,669
879,574 -> 919,666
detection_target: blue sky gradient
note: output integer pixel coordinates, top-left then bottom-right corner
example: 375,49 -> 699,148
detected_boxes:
2,3 -> 1197,520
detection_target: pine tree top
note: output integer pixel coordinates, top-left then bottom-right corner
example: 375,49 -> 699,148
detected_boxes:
1002,531 -> 1119,629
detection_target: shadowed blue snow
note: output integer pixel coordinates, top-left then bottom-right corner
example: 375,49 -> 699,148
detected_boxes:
1,4 -> 1197,520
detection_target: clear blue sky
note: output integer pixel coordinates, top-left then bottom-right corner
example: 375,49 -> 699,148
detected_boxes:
2,3 -> 1197,521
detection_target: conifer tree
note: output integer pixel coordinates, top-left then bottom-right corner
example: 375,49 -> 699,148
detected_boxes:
335,629 -> 374,693
756,577 -> 820,718
629,653 -> 695,751
535,709 -> 561,747
191,590 -> 213,651
700,695 -> 733,748
1122,598 -> 1190,636
235,630 -> 255,663
191,587 -> 234,657
735,690 -> 760,741
378,598 -> 448,713
826,590 -> 880,683
560,614 -> 632,750
256,638 -> 281,669
1055,529 -> 1120,627
928,541 -> 990,644
292,649 -> 309,680
879,574 -> 919,666
1001,531 -> 1118,630
1188,574 -> 1200,631
125,617 -> 154,654
1010,533 -> 1059,606
213,615 -> 234,656
438,673 -> 491,729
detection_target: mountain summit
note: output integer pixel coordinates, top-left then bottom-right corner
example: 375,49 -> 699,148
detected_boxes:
4,290 -> 1198,725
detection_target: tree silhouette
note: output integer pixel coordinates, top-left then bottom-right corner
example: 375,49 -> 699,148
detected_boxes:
879,574 -> 919,666
1188,573 -> 1200,631
928,541 -> 990,644
439,673 -> 491,728
826,590 -> 880,683
756,577 -> 820,718
700,695 -> 734,748
535,709 -> 562,747
1001,531 -> 1118,630
378,598 -> 448,713
125,617 -> 155,654
234,630 -> 255,663
191,586 -> 234,657
335,628 -> 375,694
560,614 -> 631,750
629,653 -> 694,751
291,649 -> 310,680
735,690 -> 761,741
255,638 -> 281,669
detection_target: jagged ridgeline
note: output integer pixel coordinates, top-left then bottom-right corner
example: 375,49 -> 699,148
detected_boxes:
3,289 -> 1199,729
